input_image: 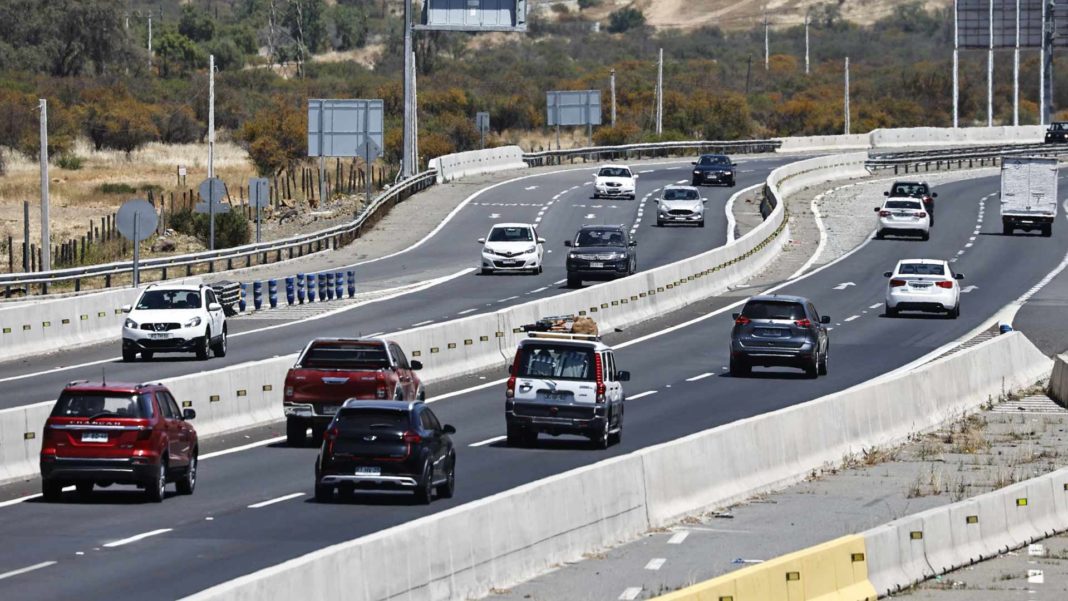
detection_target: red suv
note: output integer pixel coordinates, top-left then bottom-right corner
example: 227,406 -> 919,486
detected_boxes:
39,381 -> 198,502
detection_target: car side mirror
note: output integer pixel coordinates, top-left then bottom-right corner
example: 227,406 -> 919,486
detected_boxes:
508,364 -> 515,375
477,237 -> 485,244
955,273 -> 964,280
208,302 -> 222,312
629,240 -> 637,246
873,207 -> 881,212
820,315 -> 831,324
633,174 -> 639,179
442,424 -> 457,435
121,304 -> 132,313
617,370 -> 630,382
564,240 -> 573,247
182,408 -> 197,420
702,198 -> 708,203
884,271 -> 893,277
691,161 -> 697,165
731,162 -> 737,167
410,360 -> 423,370
932,192 -> 938,198
537,237 -> 546,244
731,313 -> 740,320
883,191 -> 890,196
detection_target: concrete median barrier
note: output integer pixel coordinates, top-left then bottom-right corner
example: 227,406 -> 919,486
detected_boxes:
1049,353 -> 1068,406
429,146 -> 528,183
869,125 -> 1045,148
0,288 -> 141,362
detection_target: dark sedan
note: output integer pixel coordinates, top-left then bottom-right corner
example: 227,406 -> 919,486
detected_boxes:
729,294 -> 830,378
565,225 -> 638,288
1045,121 -> 1068,143
691,154 -> 737,187
315,400 -> 456,504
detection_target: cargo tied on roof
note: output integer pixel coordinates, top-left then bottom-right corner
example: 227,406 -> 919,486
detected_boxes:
521,315 -> 598,336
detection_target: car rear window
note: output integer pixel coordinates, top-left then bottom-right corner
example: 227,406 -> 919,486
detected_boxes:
899,263 -> 945,276
335,409 -> 410,431
51,392 -> 153,419
301,344 -> 389,369
742,301 -> 806,321
663,188 -> 699,201
885,200 -> 922,209
517,345 -> 595,380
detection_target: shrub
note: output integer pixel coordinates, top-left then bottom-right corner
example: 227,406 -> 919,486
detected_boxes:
607,7 -> 644,33
194,210 -> 249,249
55,153 -> 84,170
578,0 -> 601,8
170,208 -> 196,236
95,182 -> 136,195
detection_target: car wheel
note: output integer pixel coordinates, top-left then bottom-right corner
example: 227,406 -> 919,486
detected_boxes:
506,424 -> 524,447
608,407 -> 623,446
436,453 -> 456,499
145,458 -> 167,503
414,461 -> 434,505
286,419 -> 306,447
657,219 -> 664,227
196,330 -> 211,360
818,348 -> 829,376
949,302 -> 960,319
76,482 -> 93,498
314,479 -> 333,503
591,420 -> 610,450
1042,225 -> 1053,237
141,351 -> 154,360
921,231 -> 930,241
698,219 -> 705,228
212,328 -> 227,358
176,450 -> 197,495
691,179 -> 700,186
566,275 -> 581,288
1003,223 -> 1014,236
886,304 -> 898,317
729,356 -> 750,377
122,349 -> 136,362
875,230 -> 885,240
537,264 -> 543,275
42,480 -> 63,502
804,353 -> 819,379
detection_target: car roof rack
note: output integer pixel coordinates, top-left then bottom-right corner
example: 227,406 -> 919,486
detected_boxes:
526,331 -> 600,341
66,379 -> 90,387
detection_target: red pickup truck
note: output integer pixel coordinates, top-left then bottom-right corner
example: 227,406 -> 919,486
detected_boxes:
283,338 -> 424,446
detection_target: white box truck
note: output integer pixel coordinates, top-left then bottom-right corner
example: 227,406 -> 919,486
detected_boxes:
1000,156 -> 1059,237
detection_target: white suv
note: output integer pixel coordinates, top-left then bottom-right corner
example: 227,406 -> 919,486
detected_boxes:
121,284 -> 228,361
504,331 -> 629,449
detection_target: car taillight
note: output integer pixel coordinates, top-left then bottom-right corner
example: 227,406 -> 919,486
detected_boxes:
936,281 -> 953,289
794,318 -> 812,327
506,353 -> 520,399
595,354 -> 606,403
284,386 -> 294,398
879,210 -> 891,217
890,278 -> 907,287
324,427 -> 338,455
376,372 -> 387,399
403,431 -> 422,444
734,315 -> 751,325
916,212 -> 927,218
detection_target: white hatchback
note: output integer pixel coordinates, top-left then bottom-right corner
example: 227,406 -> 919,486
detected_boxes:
884,259 -> 964,318
479,223 -> 545,275
875,197 -> 930,240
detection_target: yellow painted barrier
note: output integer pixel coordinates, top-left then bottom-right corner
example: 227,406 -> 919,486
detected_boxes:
654,535 -> 877,601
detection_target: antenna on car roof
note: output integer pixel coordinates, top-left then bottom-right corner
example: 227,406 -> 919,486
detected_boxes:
101,366 -> 107,386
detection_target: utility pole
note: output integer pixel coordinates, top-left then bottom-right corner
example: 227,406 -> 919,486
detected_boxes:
745,54 -> 752,95
953,0 -> 959,127
39,99 -> 50,272
402,0 -> 415,178
610,68 -> 617,126
412,50 -> 419,171
655,48 -> 663,135
804,12 -> 810,75
764,10 -> 769,70
844,57 -> 851,135
1042,0 -> 1054,125
208,54 -> 216,251
988,0 -> 994,127
1014,0 -> 1020,126
148,15 -> 153,71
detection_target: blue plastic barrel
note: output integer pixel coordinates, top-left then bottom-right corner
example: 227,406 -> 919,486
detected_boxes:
307,274 -> 317,302
239,283 -> 247,312
318,273 -> 328,301
325,272 -> 335,300
334,272 -> 344,299
252,281 -> 263,311
347,270 -> 356,298
285,277 -> 295,305
268,279 -> 278,309
296,273 -> 306,304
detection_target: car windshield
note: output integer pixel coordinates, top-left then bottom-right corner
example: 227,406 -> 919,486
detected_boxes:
698,155 -> 729,166
890,183 -> 928,196
335,409 -> 410,431
1052,122 -> 1068,131
885,200 -> 922,210
301,344 -> 390,369
488,227 -> 533,242
663,188 -> 699,201
51,392 -> 153,419
136,289 -> 201,310
517,345 -> 595,380
742,301 -> 806,321
598,167 -> 631,178
575,229 -> 625,247
898,263 -> 945,276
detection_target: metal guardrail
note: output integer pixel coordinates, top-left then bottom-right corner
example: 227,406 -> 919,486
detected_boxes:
1,139 -> 784,297
865,142 -> 1068,173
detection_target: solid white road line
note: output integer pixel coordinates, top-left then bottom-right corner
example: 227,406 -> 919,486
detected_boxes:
644,558 -> 667,571
685,373 -> 715,382
667,531 -> 689,544
248,492 -> 305,509
199,436 -> 287,460
103,528 -> 172,548
869,303 -> 882,309
619,587 -> 643,600
469,435 -> 507,448
628,390 -> 658,400
0,561 -> 57,581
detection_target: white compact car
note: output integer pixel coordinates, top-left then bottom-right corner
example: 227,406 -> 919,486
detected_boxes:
121,284 -> 228,361
875,197 -> 930,240
504,330 -> 629,449
479,223 -> 545,275
656,185 -> 706,227
593,164 -> 637,199
884,259 -> 964,318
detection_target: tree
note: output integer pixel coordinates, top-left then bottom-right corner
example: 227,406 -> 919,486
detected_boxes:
154,105 -> 202,144
99,98 -> 160,156
178,6 -> 217,42
155,32 -> 203,77
284,0 -> 327,74
607,7 -> 645,33
238,97 -> 306,177
332,3 -> 368,50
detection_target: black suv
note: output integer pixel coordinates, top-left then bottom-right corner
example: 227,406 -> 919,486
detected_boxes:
1045,121 -> 1068,143
565,225 -> 637,288
885,181 -> 937,226
691,154 -> 736,187
315,400 -> 455,504
729,295 -> 831,378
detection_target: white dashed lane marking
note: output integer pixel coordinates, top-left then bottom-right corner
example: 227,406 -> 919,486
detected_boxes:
103,528 -> 172,548
844,315 -> 860,322
248,492 -> 305,509
869,303 -> 882,309
457,308 -> 477,315
645,558 -> 667,571
412,320 -> 434,327
0,561 -> 57,581
686,373 -> 715,382
667,531 -> 689,544
629,390 -> 658,400
470,435 -> 506,448
619,587 -> 643,600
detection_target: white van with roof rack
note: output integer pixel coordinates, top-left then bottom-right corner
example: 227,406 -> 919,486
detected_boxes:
504,329 -> 629,449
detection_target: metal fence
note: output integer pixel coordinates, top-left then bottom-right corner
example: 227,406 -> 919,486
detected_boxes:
865,142 -> 1068,174
523,139 -> 782,167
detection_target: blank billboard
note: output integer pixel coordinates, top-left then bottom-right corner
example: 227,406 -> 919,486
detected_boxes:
546,90 -> 602,127
957,0 -> 1068,48
308,99 -> 384,157
421,0 -> 527,31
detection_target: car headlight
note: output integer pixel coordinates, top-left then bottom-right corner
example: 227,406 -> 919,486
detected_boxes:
184,316 -> 202,328
124,318 -> 137,329
609,252 -> 627,260
725,170 -> 733,175
522,246 -> 536,254
693,170 -> 701,175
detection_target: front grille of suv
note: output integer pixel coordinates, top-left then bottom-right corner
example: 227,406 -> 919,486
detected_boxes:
140,323 -> 180,331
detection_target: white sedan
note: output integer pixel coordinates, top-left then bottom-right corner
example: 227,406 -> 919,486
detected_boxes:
478,223 -> 545,275
593,164 -> 638,200
884,259 -> 963,318
874,197 -> 930,240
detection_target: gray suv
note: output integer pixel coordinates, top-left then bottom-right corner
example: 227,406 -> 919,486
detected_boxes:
729,294 -> 830,378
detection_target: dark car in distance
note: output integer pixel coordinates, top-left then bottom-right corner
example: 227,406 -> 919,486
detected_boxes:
565,225 -> 638,288
40,380 -> 198,502
886,181 -> 937,225
729,295 -> 831,378
315,400 -> 456,504
1045,121 -> 1068,143
691,154 -> 737,187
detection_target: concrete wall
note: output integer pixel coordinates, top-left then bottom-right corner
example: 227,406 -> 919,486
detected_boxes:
429,146 -> 528,183
869,125 -> 1045,149
1049,354 -> 1068,407
776,134 -> 870,152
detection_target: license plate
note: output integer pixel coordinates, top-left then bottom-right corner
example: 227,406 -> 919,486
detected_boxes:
81,432 -> 108,443
149,333 -> 171,339
756,328 -> 786,337
500,260 -> 518,265
320,405 -> 340,415
355,467 -> 381,476
590,262 -> 604,268
912,283 -> 931,289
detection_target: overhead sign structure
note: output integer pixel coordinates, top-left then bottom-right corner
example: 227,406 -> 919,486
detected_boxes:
956,0 -> 1068,49
116,199 -> 159,288
419,0 -> 527,31
308,99 -> 385,158
546,90 -> 602,127
476,112 -> 490,149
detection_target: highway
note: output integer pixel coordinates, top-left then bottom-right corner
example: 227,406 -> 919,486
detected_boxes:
0,157 -> 792,410
0,171 -> 1065,599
